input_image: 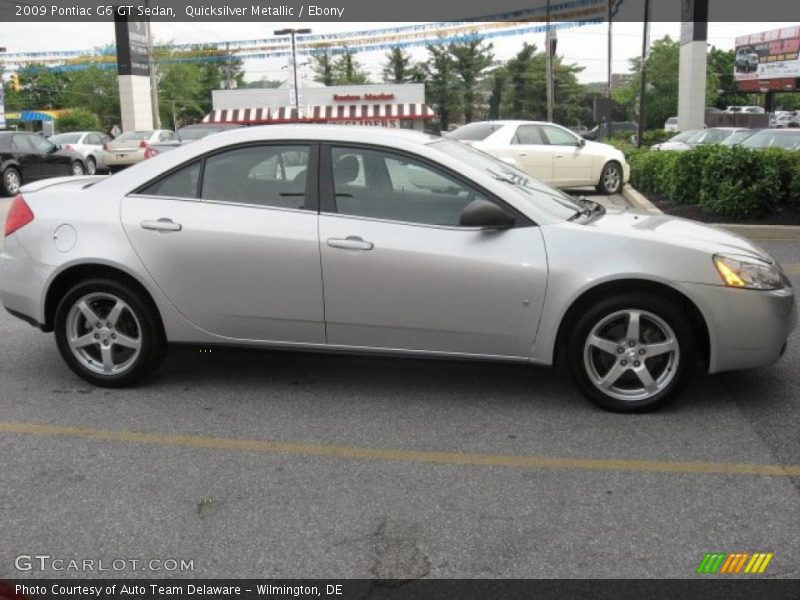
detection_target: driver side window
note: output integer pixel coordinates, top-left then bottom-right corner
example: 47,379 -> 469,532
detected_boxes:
330,146 -> 488,227
541,125 -> 580,146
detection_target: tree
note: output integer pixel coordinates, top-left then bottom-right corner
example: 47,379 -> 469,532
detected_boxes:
332,48 -> 370,85
487,67 -> 508,120
63,66 -> 120,129
449,39 -> 494,123
706,46 -> 750,109
419,44 -> 460,131
56,109 -> 102,132
310,48 -> 335,86
382,47 -> 415,83
244,77 -> 282,89
157,62 -> 203,128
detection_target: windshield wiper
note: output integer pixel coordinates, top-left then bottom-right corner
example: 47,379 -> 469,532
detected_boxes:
568,196 -> 606,221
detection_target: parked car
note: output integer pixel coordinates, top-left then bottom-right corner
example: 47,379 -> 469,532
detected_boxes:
144,123 -> 243,159
726,105 -> 765,114
651,128 -> 752,151
448,121 -> 629,194
664,117 -> 679,132
719,129 -> 760,146
102,130 -> 177,172
48,131 -> 110,175
651,129 -> 700,151
770,111 -> 800,128
2,126 -> 794,412
740,128 -> 800,150
0,131 -> 86,196
734,48 -> 759,72
582,121 -> 639,141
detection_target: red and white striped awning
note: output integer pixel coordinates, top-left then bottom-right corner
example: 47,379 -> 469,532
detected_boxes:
202,103 -> 435,125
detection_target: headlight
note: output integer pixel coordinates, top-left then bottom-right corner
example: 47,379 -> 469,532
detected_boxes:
713,254 -> 784,290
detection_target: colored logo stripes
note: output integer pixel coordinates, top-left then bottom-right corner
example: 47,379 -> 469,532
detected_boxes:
696,552 -> 773,574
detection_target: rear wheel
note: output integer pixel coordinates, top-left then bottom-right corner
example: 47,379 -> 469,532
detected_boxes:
54,279 -> 166,387
597,162 -> 623,194
2,167 -> 21,196
85,156 -> 97,175
566,293 -> 696,412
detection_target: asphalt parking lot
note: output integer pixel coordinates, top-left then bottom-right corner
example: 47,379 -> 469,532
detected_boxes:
0,195 -> 798,580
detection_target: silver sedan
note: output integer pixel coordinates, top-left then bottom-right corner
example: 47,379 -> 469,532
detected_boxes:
0,126 -> 795,412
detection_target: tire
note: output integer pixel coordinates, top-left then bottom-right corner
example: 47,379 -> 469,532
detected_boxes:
597,162 -> 623,194
566,292 -> 697,413
2,166 -> 21,196
54,279 -> 166,387
71,160 -> 85,176
85,156 -> 97,175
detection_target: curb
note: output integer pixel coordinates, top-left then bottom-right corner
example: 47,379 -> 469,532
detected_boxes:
622,184 -> 662,214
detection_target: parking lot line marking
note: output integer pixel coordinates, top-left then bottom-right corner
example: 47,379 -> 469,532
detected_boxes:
1,421 -> 800,478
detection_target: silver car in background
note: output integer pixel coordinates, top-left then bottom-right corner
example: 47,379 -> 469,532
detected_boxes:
0,126 -> 795,412
48,131 -> 111,175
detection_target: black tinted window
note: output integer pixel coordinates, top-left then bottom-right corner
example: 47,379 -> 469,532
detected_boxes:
140,161 -> 201,198
514,125 -> 545,145
201,145 -> 309,209
331,146 -> 486,226
448,123 -> 504,141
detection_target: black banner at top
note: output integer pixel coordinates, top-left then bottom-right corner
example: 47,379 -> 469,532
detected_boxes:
1,0 -> 800,22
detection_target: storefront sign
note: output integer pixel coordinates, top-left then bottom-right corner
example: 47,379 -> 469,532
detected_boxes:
333,93 -> 396,102
333,119 -> 400,127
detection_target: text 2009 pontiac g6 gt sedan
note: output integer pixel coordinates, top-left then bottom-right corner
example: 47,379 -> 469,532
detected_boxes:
0,126 -> 795,412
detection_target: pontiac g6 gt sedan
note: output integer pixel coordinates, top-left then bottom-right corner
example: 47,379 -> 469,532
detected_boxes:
0,126 -> 795,412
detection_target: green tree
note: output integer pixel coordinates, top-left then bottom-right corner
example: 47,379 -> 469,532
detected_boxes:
382,47 -> 415,83
332,48 -> 370,84
63,66 -> 120,129
56,109 -> 102,132
311,48 -> 335,86
706,46 -> 750,109
157,62 -> 203,128
449,39 -> 494,123
419,44 -> 460,131
244,77 -> 283,89
487,67 -> 508,120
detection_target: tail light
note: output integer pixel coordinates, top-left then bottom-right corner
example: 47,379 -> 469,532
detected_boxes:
139,140 -> 149,149
4,195 -> 35,237
144,147 -> 159,159
102,143 -> 108,150
64,144 -> 73,151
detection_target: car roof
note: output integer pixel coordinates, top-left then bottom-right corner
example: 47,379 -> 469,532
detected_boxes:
192,124 -> 441,145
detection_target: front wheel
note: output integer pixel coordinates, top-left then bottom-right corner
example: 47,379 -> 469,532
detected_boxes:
54,279 -> 166,387
597,162 -> 623,194
566,293 -> 697,412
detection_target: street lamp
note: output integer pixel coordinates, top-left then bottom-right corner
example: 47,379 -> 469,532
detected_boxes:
274,28 -> 311,114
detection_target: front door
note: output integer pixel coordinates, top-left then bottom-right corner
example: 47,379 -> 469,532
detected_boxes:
11,134 -> 42,182
509,124 -> 554,184
121,143 -> 326,343
318,145 -> 548,358
541,125 -> 594,187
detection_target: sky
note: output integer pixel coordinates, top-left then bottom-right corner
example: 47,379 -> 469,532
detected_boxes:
0,21 -> 792,85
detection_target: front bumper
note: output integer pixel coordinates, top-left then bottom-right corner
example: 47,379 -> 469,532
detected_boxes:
682,281 -> 797,373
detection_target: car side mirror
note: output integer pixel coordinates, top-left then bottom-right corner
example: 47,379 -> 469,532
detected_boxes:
578,137 -> 586,148
459,199 -> 515,229
51,144 -> 60,152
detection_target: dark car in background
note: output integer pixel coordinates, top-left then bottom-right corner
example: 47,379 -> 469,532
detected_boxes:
0,131 -> 86,196
144,123 -> 244,159
582,121 -> 638,141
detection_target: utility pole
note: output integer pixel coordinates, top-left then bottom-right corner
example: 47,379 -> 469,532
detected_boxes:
545,0 -> 554,122
637,0 -> 651,148
0,47 -> 6,130
275,28 -> 311,118
607,1 -> 613,137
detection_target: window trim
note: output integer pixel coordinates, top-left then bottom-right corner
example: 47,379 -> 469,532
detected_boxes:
130,141 -> 320,213
319,142 -> 534,229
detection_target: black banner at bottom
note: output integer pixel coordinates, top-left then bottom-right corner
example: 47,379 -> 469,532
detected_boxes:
2,579 -> 800,600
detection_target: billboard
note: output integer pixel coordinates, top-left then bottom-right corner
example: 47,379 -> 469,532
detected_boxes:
734,25 -> 800,82
114,11 -> 151,76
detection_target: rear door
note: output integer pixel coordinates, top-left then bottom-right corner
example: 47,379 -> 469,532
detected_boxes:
10,134 -> 42,182
121,142 -> 326,343
509,125 -> 554,184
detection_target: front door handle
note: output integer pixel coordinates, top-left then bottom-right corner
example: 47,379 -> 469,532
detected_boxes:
141,218 -> 182,232
327,236 -> 374,251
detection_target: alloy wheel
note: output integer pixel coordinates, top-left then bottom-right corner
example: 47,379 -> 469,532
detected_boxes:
4,169 -> 20,195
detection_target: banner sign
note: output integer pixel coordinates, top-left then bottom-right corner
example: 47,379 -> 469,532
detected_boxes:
734,25 -> 800,81
114,11 -> 151,76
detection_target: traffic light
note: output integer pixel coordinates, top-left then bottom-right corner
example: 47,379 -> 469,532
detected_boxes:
10,73 -> 20,92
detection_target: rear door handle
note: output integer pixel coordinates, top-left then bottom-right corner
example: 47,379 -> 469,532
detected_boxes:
327,236 -> 374,251
141,218 -> 182,232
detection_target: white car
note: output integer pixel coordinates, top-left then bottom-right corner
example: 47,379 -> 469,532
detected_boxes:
102,130 -> 177,173
448,121 -> 630,194
48,131 -> 111,175
664,117 -> 679,132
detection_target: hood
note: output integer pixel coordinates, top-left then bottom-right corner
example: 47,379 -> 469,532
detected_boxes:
582,207 -> 772,262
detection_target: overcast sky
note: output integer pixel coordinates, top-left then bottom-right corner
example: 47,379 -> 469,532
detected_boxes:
0,21 -> 791,85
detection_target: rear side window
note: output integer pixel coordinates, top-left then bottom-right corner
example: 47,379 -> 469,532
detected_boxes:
201,145 -> 310,209
448,123 -> 504,142
139,161 -> 201,198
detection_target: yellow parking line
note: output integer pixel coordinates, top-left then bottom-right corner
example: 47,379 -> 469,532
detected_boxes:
1,421 -> 800,477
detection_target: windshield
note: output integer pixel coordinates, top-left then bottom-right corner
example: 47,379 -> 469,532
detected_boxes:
116,131 -> 153,141
667,130 -> 697,143
49,133 -> 82,144
447,123 -> 505,142
688,129 -> 733,145
720,130 -> 757,145
741,130 -> 800,150
431,139 -> 582,221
